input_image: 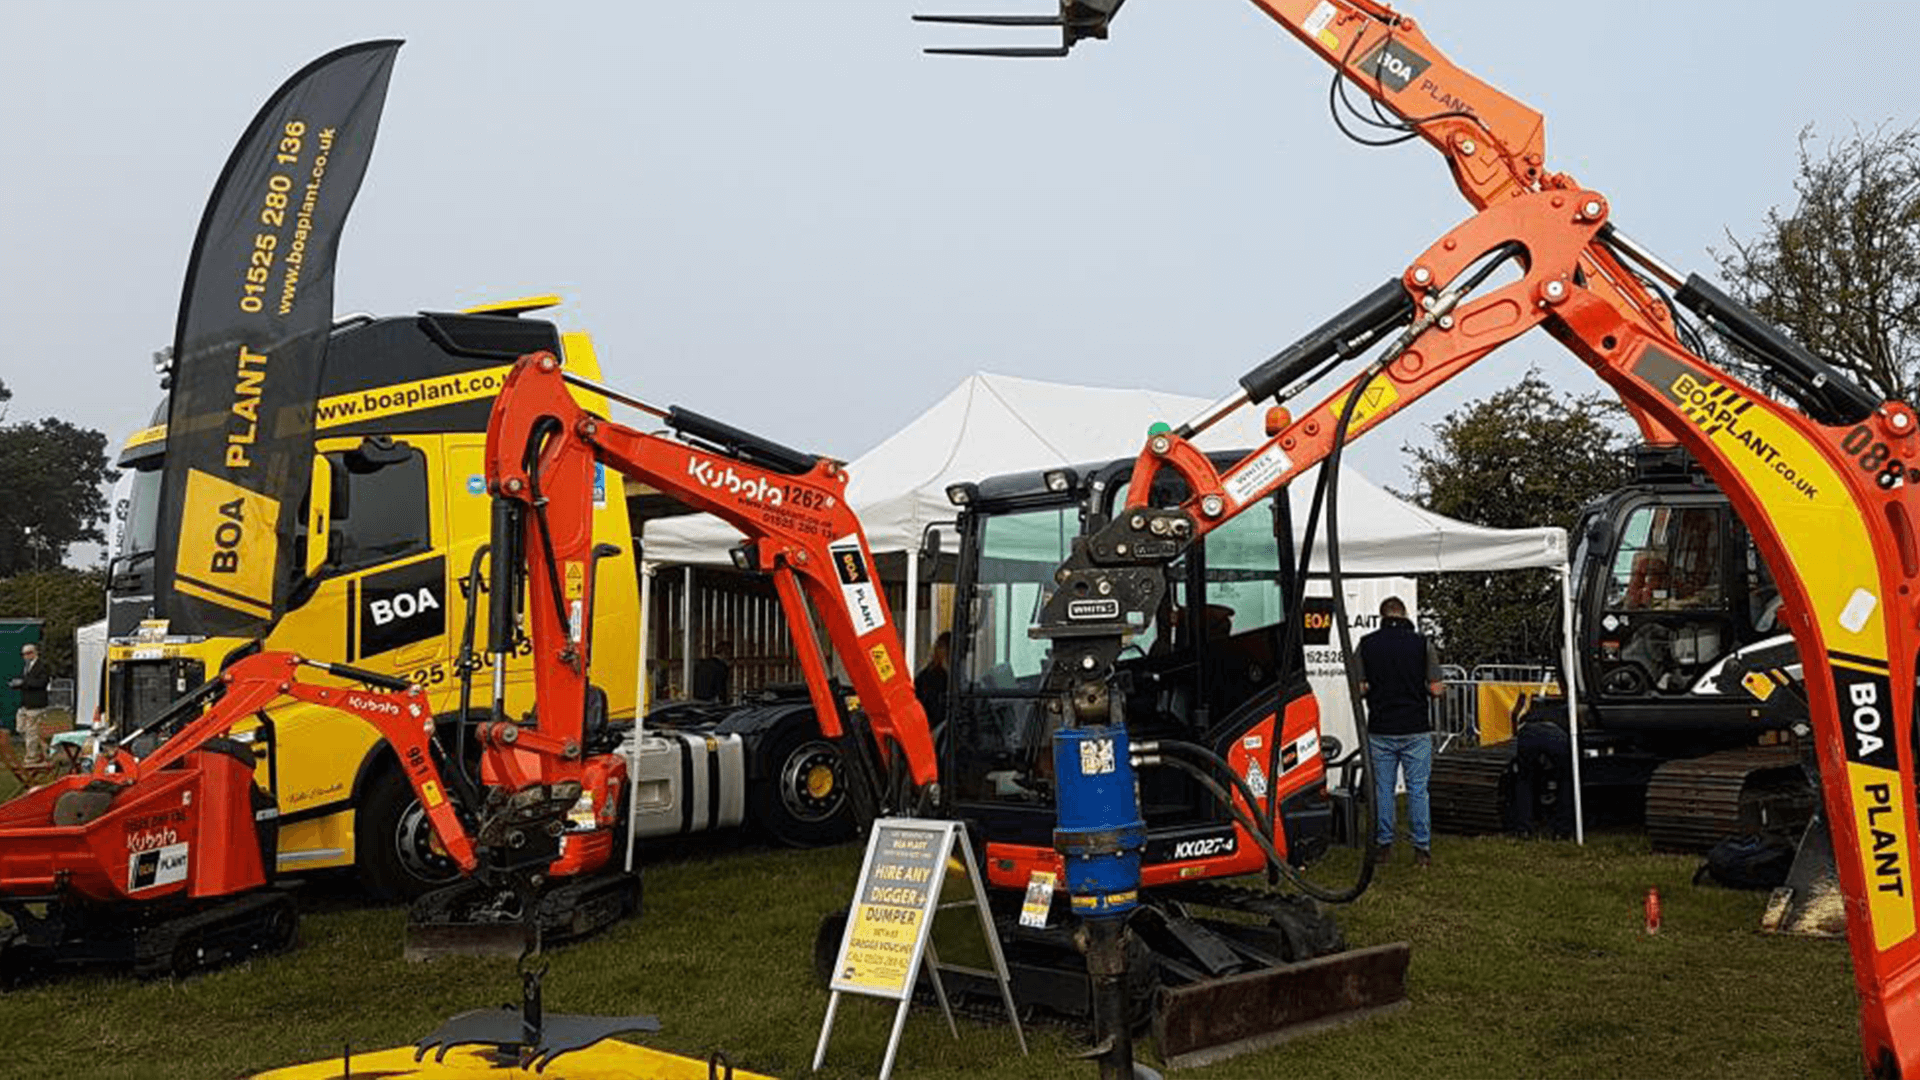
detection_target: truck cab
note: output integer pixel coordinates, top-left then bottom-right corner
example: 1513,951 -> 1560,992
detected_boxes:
103,300 -> 640,898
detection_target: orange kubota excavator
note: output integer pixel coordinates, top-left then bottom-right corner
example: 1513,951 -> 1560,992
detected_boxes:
920,1 -> 1920,1076
477,352 -> 941,833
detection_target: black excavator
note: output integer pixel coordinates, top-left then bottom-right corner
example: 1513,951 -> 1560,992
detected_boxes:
1431,444 -> 1818,854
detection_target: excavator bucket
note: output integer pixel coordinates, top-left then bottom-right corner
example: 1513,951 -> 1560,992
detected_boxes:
1760,808 -> 1847,938
403,920 -> 531,963
1151,941 -> 1412,1070
403,868 -> 642,962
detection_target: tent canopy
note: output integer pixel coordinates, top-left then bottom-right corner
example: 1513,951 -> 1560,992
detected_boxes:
642,372 -> 1566,575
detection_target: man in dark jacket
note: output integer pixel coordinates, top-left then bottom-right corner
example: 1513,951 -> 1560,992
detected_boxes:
914,631 -> 952,730
10,643 -> 52,766
691,640 -> 733,704
1356,597 -> 1444,867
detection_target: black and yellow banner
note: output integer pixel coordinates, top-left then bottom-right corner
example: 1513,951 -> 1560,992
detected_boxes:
155,41 -> 401,638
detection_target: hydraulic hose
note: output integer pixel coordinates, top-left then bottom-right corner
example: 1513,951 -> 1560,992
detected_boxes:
453,544 -> 491,790
1270,244 -> 1520,891
1143,737 -> 1373,903
1267,440 -> 1331,847
1257,370 -> 1384,900
1324,359 -> 1386,869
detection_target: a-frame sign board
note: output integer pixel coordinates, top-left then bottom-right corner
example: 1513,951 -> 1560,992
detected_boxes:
812,818 -> 1026,1080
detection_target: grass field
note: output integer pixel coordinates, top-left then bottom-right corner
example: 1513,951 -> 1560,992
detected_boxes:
0,809 -> 1862,1080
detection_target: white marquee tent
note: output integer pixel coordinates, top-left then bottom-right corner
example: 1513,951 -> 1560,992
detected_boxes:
641,371 -> 1586,837
644,371 -> 1567,576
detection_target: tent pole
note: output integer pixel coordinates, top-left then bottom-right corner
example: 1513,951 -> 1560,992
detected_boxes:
638,560 -> 654,714
1560,564 -> 1585,845
906,548 -> 920,675
682,564 -> 695,699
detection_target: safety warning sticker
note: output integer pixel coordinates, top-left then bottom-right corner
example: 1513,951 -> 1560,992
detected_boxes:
1302,1 -> 1342,49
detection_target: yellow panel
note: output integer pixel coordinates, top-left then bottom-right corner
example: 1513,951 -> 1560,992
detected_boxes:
1474,684 -> 1521,745
559,329 -> 604,379
123,423 -> 167,450
1472,681 -> 1560,745
174,468 -> 280,619
274,811 -> 356,872
254,1040 -> 775,1080
269,698 -> 384,819
459,294 -> 562,316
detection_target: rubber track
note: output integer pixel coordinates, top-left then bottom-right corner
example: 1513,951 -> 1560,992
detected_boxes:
1644,745 -> 1811,852
1429,744 -> 1515,835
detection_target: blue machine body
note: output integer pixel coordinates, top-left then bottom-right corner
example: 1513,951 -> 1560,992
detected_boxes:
1052,724 -> 1146,916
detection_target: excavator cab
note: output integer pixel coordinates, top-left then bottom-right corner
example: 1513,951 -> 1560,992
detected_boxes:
926,452 -> 1407,1064
1572,447 -> 1799,735
945,452 -> 1330,876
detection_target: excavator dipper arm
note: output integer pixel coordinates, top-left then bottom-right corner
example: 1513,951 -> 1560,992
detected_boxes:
482,353 -> 939,795
94,650 -> 480,875
1244,0 -> 1544,210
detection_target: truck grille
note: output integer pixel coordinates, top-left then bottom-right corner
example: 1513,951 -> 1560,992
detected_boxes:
109,658 -> 206,735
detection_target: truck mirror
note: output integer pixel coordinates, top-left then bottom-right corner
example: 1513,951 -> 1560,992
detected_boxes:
1586,515 -> 1613,549
305,455 -> 334,577
919,527 -> 944,574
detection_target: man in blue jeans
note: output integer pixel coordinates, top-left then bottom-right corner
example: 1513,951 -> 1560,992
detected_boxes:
1356,597 -> 1444,867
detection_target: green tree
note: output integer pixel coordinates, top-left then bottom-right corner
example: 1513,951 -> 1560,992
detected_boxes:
0,567 -> 106,679
1401,371 -> 1632,669
1714,124 -> 1920,403
0,416 -> 116,575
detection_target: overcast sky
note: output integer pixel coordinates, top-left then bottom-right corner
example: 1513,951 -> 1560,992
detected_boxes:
3,1 -> 1913,530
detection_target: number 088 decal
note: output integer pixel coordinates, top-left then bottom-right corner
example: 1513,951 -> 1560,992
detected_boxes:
1842,424 -> 1920,490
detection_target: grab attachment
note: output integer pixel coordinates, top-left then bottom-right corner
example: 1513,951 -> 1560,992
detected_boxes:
915,1 -> 1125,57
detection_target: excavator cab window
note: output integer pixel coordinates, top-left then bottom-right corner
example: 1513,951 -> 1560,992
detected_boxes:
1597,503 -> 1740,696
952,504 -> 1076,806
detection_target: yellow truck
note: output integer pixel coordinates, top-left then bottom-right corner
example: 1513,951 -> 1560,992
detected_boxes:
105,298 -> 642,898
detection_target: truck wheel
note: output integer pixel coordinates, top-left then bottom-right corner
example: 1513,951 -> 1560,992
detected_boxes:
754,727 -> 853,848
358,768 -> 462,901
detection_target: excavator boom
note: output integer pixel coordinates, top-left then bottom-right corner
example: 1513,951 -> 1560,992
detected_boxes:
482,354 -> 938,812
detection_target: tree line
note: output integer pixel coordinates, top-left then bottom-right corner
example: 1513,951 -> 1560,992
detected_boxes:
0,376 -> 118,677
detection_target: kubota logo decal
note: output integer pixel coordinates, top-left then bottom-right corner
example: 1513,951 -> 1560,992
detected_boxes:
688,457 -> 783,505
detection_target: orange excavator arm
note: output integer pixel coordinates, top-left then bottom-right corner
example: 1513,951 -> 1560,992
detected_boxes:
1246,0 -> 1546,210
1045,188 -> 1920,1080
89,650 -> 481,876
481,353 -> 939,807
921,4 -> 1920,1072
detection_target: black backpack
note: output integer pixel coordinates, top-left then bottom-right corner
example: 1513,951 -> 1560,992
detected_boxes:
1694,832 -> 1796,890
